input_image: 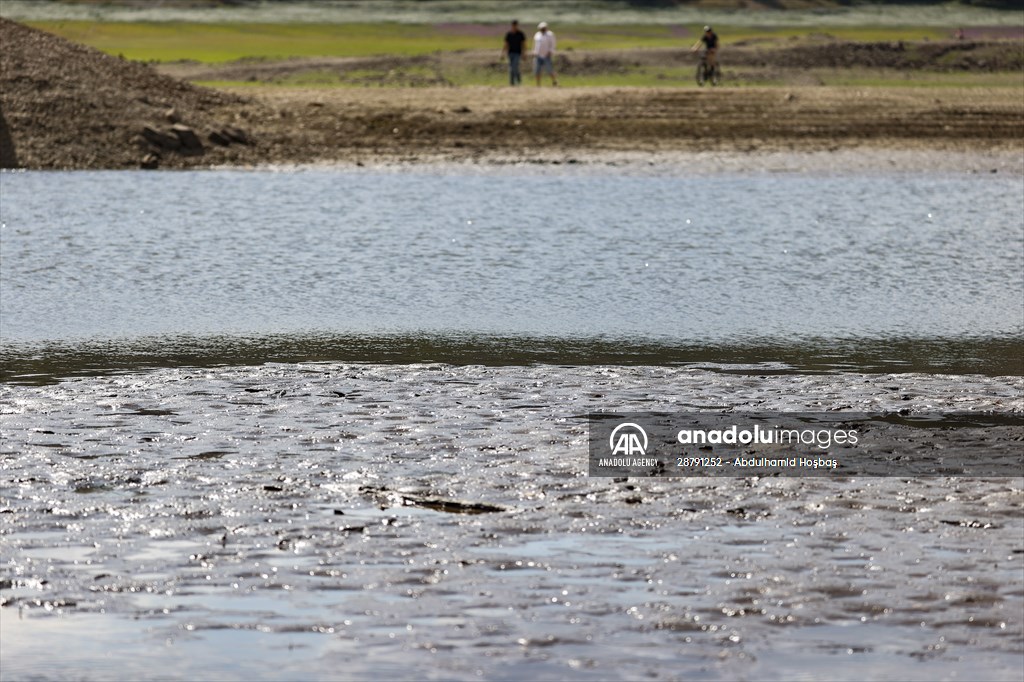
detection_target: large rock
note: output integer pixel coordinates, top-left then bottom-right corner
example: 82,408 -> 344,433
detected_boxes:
208,129 -> 232,146
221,126 -> 252,145
141,125 -> 181,150
0,107 -> 17,168
170,123 -> 204,155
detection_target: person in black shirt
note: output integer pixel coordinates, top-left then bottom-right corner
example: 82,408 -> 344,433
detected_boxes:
502,19 -> 527,86
691,25 -> 719,70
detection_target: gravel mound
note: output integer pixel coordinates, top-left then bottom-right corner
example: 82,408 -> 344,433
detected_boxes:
0,18 -> 261,169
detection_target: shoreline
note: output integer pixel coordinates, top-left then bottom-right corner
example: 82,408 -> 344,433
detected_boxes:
207,146 -> 1024,175
4,146 -> 1022,176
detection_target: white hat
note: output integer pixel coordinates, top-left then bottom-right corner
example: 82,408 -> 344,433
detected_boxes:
538,22 -> 548,29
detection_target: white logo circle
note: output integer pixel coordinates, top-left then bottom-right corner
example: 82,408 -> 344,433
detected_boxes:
609,422 -> 648,456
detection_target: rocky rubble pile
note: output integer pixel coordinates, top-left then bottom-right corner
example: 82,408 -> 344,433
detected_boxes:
0,18 -> 260,169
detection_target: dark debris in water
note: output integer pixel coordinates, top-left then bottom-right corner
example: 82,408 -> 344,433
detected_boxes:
400,495 -> 506,515
940,519 -> 1001,529
358,484 -> 506,514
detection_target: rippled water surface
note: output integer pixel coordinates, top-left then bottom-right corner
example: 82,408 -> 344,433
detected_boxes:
2,365 -> 1023,681
1,167 -> 1022,680
1,168 -> 1021,380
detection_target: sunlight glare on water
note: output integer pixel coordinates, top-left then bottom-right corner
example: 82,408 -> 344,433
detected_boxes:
2,167 -> 1023,681
1,168 -> 1021,346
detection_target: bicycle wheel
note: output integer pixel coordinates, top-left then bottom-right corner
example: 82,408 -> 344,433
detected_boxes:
696,63 -> 706,86
710,64 -> 720,86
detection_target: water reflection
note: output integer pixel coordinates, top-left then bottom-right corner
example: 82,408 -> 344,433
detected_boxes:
2,170 -> 1022,347
2,363 -> 1022,681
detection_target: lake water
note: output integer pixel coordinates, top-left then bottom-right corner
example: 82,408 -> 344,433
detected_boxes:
1,364 -> 1022,681
1,166 -> 1022,681
2,167 -> 1022,381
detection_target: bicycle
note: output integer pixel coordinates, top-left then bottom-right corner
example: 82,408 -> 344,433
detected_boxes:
696,51 -> 720,86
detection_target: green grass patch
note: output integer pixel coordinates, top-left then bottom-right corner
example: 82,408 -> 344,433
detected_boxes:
27,20 -> 682,61
27,21 -> 489,61
28,19 -> 954,63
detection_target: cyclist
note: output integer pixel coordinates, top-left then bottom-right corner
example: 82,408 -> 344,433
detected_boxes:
691,25 -> 719,71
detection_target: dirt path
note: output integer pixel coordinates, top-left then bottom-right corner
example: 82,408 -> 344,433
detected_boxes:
244,85 -> 1024,166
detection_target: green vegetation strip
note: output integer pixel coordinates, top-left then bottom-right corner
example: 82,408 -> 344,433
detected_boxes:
28,20 -> 949,63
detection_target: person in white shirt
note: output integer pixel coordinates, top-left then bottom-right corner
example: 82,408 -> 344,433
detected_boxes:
532,21 -> 558,86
